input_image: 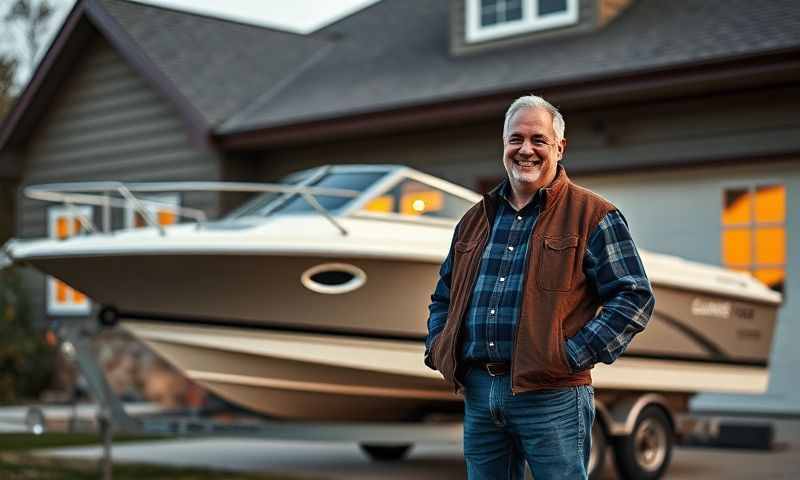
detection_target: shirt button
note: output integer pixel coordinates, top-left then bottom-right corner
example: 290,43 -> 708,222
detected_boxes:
508,246 -> 514,251
517,216 -> 522,221
490,309 -> 496,315
499,277 -> 505,282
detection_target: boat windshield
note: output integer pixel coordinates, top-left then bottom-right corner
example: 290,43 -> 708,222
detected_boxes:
229,169 -> 386,219
360,177 -> 474,221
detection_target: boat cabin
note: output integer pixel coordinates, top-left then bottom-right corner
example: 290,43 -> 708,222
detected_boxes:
229,165 -> 481,223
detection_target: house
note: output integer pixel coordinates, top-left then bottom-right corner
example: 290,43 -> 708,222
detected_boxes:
1,0 -> 799,413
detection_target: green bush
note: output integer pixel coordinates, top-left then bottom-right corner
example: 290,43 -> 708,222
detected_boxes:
0,266 -> 54,403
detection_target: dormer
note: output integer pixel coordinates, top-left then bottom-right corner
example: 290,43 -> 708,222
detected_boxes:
451,0 -> 633,55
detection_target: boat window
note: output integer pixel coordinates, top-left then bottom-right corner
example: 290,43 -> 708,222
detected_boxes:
270,171 -> 386,215
229,170 -> 313,218
361,178 -> 474,220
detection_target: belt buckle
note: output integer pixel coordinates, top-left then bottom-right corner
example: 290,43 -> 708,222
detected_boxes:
486,362 -> 504,376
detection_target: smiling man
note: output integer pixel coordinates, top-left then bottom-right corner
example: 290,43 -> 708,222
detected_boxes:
424,95 -> 655,479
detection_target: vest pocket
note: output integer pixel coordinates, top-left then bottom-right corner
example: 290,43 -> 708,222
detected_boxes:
537,235 -> 579,292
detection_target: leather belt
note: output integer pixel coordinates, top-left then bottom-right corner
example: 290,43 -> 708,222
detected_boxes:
468,361 -> 510,376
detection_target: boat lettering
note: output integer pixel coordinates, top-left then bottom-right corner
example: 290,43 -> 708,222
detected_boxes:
690,298 -> 731,319
732,305 -> 755,320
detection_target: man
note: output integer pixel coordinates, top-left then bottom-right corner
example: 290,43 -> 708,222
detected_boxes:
424,95 -> 654,479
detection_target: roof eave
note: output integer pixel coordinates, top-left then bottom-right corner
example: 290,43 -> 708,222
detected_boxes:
215,48 -> 800,151
0,0 -> 213,154
0,0 -> 88,151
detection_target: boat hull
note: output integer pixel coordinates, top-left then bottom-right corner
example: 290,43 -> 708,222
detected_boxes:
29,251 -> 778,366
27,251 -> 780,420
29,252 -> 439,338
122,320 -> 459,421
123,316 -> 772,422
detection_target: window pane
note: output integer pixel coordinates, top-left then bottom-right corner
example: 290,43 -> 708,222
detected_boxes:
481,0 -> 498,26
56,282 -> 68,303
722,188 -> 751,225
505,0 -> 523,21
755,184 -> 785,223
754,268 -> 785,293
755,227 -> 785,265
401,188 -> 444,216
73,290 -> 87,304
722,228 -> 751,266
481,10 -> 498,26
56,218 -> 69,239
480,0 -> 522,26
539,0 -> 568,16
363,195 -> 395,213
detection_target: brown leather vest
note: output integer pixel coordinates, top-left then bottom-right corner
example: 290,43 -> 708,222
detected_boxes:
430,167 -> 615,393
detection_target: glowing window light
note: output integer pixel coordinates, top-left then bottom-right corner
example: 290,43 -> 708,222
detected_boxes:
721,184 -> 786,293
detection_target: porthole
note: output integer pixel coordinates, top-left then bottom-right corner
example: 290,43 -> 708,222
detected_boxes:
301,263 -> 367,294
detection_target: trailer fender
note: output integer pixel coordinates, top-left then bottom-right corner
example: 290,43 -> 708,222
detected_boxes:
599,393 -> 674,437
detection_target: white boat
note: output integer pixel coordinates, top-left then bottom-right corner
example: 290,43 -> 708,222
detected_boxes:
3,165 -> 781,421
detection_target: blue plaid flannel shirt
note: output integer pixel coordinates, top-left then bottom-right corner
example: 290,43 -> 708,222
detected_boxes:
426,183 -> 654,371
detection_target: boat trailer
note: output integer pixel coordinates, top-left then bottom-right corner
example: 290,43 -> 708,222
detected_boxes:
29,316 -> 463,480
26,316 -> 771,480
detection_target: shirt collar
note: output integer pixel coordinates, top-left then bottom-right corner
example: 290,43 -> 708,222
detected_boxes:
483,164 -> 570,220
497,165 -> 569,213
498,180 -> 542,214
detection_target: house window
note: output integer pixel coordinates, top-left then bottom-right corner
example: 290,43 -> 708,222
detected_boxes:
466,0 -> 578,43
47,206 -> 92,316
721,184 -> 786,293
125,193 -> 180,228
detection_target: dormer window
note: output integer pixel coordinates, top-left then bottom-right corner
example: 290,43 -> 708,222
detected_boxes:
466,0 -> 579,43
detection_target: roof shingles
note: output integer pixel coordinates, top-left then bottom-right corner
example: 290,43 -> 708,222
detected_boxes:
98,0 -> 333,126
218,0 -> 800,133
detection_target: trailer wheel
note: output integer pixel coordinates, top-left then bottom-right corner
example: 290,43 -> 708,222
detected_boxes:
588,421 -> 607,480
614,406 -> 673,480
359,443 -> 413,462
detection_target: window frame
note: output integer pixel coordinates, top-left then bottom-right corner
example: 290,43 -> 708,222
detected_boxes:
47,206 -> 93,316
465,0 -> 579,43
720,183 -> 787,292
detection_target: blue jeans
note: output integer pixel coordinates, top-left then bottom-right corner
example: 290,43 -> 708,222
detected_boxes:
462,366 -> 594,480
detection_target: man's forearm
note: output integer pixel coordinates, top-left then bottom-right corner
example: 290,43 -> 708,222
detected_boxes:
565,286 -> 654,370
566,210 -> 655,371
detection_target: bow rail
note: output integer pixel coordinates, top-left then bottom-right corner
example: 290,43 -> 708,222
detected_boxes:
24,181 -> 361,236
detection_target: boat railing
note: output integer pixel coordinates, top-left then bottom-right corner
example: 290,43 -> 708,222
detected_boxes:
23,181 -> 362,236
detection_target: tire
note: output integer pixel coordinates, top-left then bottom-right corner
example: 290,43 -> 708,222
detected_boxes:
359,443 -> 413,462
588,421 -> 608,480
613,405 -> 673,480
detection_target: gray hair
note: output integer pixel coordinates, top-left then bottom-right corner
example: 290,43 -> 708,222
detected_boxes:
502,95 -> 565,143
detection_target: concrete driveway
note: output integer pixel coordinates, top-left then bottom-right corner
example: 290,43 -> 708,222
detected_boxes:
35,416 -> 800,479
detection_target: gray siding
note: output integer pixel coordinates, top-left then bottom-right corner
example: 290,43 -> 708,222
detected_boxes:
19,35 -> 223,239
16,35 -> 224,322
